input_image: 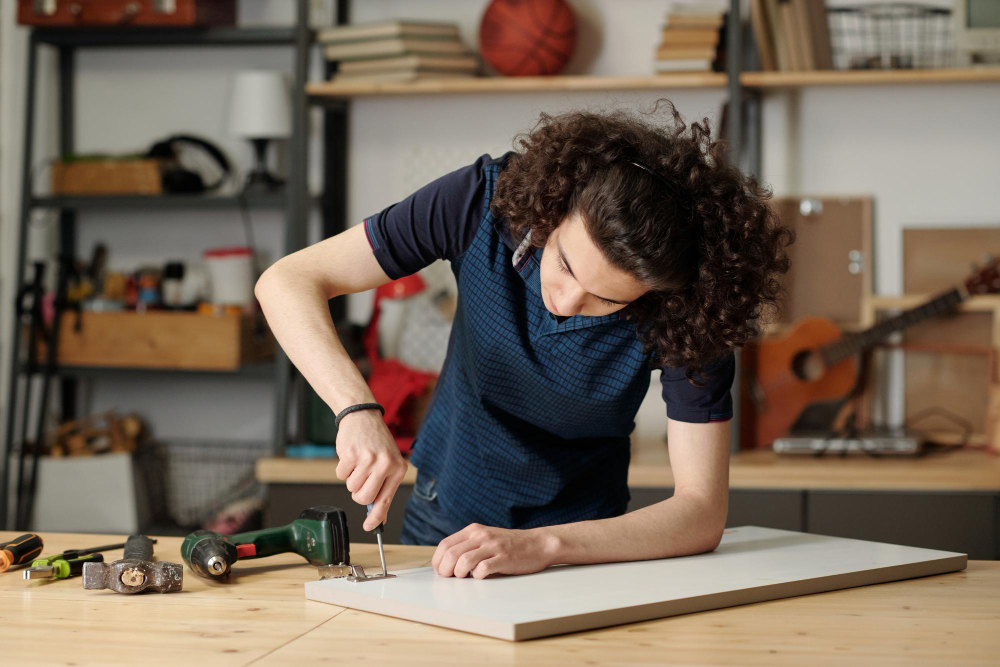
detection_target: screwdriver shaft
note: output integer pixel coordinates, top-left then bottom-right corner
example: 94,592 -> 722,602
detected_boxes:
376,532 -> 387,576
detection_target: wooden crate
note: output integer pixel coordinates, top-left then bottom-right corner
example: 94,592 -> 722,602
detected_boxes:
35,311 -> 274,371
862,294 -> 1000,452
51,159 -> 162,196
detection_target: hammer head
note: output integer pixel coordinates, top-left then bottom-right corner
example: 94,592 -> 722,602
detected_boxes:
82,558 -> 183,594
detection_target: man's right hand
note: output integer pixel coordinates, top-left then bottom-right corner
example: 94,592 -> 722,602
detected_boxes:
334,409 -> 408,531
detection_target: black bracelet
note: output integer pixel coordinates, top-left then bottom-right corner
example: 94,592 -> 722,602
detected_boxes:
335,402 -> 385,427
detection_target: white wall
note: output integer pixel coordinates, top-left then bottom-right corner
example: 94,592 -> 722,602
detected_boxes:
2,0 -> 998,450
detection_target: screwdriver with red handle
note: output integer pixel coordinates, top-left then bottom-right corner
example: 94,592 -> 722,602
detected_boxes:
0,533 -> 44,573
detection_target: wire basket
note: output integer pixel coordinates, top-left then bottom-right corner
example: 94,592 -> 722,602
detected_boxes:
137,439 -> 270,529
829,2 -> 954,70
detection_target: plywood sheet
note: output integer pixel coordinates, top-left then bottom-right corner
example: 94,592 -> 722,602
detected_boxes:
773,197 -> 872,326
903,312 -> 993,438
901,229 -> 1000,443
903,227 -> 1000,294
305,526 -> 966,641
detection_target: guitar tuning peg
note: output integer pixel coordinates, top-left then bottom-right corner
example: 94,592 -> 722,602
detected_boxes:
983,253 -> 995,265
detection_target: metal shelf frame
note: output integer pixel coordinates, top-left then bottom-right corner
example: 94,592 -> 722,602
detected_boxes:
0,1 -> 319,530
31,193 -> 288,210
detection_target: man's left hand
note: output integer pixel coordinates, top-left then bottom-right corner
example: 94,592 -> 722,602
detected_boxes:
431,523 -> 560,579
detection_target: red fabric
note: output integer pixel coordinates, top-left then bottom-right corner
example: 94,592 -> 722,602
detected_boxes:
363,276 -> 436,454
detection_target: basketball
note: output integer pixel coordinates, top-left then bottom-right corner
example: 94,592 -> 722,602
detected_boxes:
479,0 -> 577,77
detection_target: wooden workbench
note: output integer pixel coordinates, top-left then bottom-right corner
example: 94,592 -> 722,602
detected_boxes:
2,532 -> 998,665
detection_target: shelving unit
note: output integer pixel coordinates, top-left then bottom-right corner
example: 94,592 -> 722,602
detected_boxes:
306,72 -> 728,99
1,0 -> 317,530
306,66 -> 1000,100
31,193 -> 288,210
741,66 -> 1000,88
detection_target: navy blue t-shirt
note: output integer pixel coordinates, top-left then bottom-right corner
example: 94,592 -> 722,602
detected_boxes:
364,153 -> 733,529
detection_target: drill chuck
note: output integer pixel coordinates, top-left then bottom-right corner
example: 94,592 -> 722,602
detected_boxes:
185,533 -> 234,579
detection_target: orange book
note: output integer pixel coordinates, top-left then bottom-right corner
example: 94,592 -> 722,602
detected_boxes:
656,46 -> 717,60
660,28 -> 720,45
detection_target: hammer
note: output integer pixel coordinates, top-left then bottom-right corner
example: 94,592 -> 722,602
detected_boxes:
82,535 -> 182,594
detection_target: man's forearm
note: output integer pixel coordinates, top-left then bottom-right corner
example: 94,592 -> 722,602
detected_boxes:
537,491 -> 727,566
255,263 -> 373,413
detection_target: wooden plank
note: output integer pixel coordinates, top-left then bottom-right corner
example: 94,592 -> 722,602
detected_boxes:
305,526 -> 966,641
741,67 -> 1000,88
306,73 -> 728,98
306,69 -> 1000,100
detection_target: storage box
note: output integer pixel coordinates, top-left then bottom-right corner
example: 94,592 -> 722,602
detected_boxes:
35,311 -> 274,371
18,0 -> 235,27
21,452 -> 149,533
862,294 -> 1000,453
51,158 -> 162,196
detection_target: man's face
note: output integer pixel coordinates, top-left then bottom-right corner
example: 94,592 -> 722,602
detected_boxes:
538,212 -> 649,318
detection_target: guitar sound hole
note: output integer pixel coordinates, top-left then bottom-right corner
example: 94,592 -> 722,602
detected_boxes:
791,350 -> 825,381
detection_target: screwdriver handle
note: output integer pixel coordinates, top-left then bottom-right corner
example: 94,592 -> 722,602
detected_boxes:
65,554 -> 104,579
0,533 -> 44,572
366,504 -> 384,533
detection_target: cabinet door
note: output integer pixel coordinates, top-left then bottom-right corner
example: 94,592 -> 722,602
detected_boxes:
808,491 -> 997,560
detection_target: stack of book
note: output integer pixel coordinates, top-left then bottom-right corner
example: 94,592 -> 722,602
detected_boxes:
749,0 -> 833,71
319,20 -> 479,84
654,3 -> 726,73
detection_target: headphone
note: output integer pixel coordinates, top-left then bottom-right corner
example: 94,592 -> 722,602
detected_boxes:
146,134 -> 232,194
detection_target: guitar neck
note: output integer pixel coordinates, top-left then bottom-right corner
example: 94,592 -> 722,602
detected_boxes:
820,288 -> 966,366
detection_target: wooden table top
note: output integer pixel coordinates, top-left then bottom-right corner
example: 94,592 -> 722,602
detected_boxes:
257,447 -> 1000,491
3,532 -> 998,665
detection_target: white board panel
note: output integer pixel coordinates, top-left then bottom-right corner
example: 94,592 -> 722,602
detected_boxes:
305,526 -> 967,641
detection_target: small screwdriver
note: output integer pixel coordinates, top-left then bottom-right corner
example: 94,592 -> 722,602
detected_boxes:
21,539 -> 155,580
23,553 -> 104,580
0,533 -> 44,573
366,503 -> 388,577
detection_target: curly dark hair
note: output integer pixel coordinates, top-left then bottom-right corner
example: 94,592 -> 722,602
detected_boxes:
491,100 -> 793,383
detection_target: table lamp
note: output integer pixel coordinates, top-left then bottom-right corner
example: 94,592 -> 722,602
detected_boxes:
228,70 -> 291,191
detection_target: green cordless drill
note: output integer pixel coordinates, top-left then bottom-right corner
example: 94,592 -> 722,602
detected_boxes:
181,506 -> 350,579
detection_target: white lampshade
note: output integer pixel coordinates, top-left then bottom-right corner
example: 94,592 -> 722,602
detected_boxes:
228,70 -> 292,139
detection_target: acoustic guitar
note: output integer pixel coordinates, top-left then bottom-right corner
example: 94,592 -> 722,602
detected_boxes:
743,260 -> 1000,448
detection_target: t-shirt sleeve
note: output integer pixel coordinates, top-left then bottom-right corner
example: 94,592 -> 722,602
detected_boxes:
362,154 -> 493,280
660,351 -> 735,423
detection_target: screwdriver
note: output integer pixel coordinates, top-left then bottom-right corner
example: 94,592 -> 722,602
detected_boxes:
0,533 -> 44,573
366,503 -> 388,577
21,539 -> 156,579
23,553 -> 104,580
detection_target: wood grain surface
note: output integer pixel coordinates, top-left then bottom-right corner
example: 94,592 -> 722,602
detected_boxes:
3,532 -> 996,665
